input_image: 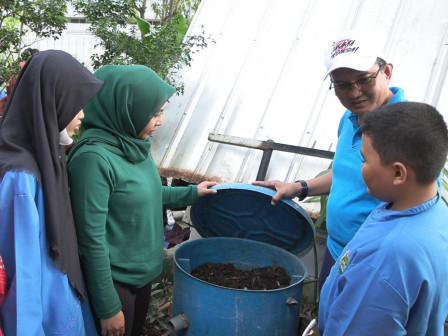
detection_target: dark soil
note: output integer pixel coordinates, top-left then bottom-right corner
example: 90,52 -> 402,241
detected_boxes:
191,262 -> 291,290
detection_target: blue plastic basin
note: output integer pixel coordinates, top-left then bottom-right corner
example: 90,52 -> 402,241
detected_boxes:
171,237 -> 307,336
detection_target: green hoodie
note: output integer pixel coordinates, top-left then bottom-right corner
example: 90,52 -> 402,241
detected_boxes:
68,65 -> 197,319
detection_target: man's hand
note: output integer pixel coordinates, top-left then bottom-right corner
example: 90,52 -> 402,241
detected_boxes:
252,180 -> 301,205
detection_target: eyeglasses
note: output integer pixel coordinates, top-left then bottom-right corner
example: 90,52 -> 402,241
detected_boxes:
329,65 -> 385,93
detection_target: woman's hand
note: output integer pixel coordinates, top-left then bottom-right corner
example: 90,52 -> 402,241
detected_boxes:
100,311 -> 125,336
197,181 -> 218,197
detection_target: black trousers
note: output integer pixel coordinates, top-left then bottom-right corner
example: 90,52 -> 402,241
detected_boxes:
92,280 -> 152,336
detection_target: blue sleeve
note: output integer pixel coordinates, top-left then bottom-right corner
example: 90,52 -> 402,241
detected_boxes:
0,172 -> 95,335
323,266 -> 408,336
0,173 -> 45,334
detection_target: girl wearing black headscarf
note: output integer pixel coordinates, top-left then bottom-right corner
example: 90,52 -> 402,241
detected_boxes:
0,50 -> 103,335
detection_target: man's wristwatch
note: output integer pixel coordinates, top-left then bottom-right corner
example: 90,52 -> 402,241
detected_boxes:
295,180 -> 309,201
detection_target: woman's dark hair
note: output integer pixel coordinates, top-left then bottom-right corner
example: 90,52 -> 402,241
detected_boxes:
20,48 -> 39,62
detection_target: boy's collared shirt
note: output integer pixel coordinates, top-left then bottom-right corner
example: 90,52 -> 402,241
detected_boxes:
319,193 -> 448,335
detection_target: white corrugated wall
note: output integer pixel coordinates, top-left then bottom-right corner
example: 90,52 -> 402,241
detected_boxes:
150,0 -> 448,200
23,23 -> 101,70
23,0 -> 448,204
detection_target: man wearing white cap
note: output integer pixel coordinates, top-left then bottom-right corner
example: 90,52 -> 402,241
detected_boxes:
253,30 -> 406,289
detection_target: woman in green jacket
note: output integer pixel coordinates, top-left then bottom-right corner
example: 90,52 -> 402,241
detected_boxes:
67,65 -> 217,336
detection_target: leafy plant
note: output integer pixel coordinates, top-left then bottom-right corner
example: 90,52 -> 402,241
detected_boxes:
0,0 -> 68,86
442,159 -> 448,206
146,279 -> 174,333
304,162 -> 333,229
73,0 -> 213,94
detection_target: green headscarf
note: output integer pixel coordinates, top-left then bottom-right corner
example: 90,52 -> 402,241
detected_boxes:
71,65 -> 175,163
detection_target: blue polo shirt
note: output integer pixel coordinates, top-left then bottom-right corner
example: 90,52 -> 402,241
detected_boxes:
326,87 -> 406,260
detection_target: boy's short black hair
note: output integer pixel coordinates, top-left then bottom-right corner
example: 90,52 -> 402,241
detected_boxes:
362,102 -> 448,184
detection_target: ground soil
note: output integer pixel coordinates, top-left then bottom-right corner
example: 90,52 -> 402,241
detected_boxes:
191,262 -> 291,290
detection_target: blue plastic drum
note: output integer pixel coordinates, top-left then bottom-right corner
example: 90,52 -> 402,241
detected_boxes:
171,237 -> 307,336
169,183 -> 314,335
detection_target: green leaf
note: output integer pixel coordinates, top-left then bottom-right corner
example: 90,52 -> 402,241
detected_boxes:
303,195 -> 321,203
442,159 -> 448,205
171,13 -> 187,45
314,194 -> 328,228
305,161 -> 333,227
136,16 -> 151,36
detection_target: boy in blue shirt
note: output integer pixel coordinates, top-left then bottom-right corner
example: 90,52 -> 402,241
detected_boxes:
319,101 -> 448,335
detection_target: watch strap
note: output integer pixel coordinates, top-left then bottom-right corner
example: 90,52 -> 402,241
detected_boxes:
295,180 -> 309,201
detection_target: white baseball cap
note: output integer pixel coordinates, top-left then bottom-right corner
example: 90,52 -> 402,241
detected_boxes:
324,30 -> 385,77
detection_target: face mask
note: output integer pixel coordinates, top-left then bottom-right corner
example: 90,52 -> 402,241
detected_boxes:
59,129 -> 73,146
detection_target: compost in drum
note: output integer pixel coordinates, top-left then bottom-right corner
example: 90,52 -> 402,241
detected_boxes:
191,262 -> 291,290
